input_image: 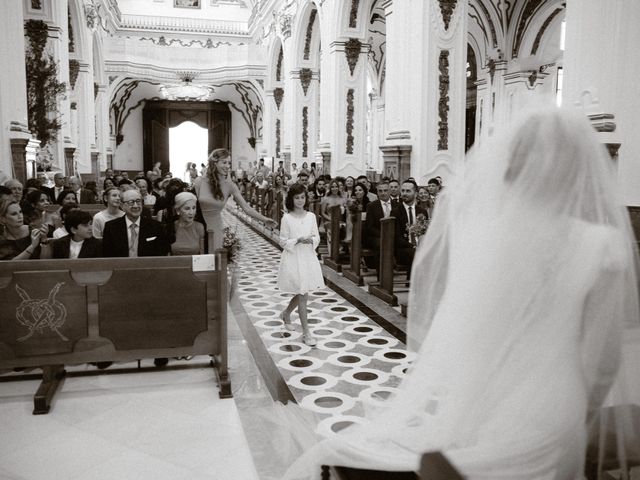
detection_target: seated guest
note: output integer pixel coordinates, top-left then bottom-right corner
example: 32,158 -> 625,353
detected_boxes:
0,200 -> 46,260
56,189 -> 78,207
364,180 -> 392,270
155,178 -> 186,223
51,209 -> 102,259
103,189 -> 170,258
53,204 -> 79,239
391,179 -> 427,276
170,192 -> 204,256
22,189 -> 52,227
321,180 -> 347,249
92,187 -> 124,239
135,177 -> 156,208
103,177 -> 116,191
68,176 -> 97,204
48,172 -> 66,203
347,183 -> 370,214
388,178 -> 401,204
417,185 -> 432,213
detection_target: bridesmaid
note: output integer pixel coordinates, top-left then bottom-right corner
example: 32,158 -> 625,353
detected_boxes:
277,184 -> 325,347
194,148 -> 276,251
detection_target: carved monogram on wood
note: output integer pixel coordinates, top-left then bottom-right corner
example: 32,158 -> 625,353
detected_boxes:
15,283 -> 68,342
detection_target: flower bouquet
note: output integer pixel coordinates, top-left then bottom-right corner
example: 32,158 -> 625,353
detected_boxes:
407,213 -> 429,245
223,226 -> 242,263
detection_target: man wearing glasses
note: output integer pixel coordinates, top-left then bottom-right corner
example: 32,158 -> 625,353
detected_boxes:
102,189 -> 169,257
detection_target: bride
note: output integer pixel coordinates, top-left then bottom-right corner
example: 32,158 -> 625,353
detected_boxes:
283,108 -> 640,479
193,148 -> 276,251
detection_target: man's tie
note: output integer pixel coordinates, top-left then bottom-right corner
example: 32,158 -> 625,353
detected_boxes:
408,206 -> 416,246
383,202 -> 390,218
129,223 -> 139,257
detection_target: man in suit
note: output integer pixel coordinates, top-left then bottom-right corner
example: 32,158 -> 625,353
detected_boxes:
388,179 -> 401,205
46,173 -> 66,203
392,179 -> 428,277
68,176 -> 97,204
102,189 -> 170,368
51,209 -> 102,259
102,189 -> 169,258
364,180 -> 393,271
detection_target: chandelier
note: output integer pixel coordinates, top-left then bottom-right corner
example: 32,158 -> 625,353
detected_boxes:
160,72 -> 215,101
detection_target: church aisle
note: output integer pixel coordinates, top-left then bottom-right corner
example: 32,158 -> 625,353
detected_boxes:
224,208 -> 416,435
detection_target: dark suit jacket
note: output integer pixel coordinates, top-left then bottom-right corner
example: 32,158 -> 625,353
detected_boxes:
52,235 -> 103,259
391,203 -> 428,251
364,200 -> 386,250
102,216 -> 170,257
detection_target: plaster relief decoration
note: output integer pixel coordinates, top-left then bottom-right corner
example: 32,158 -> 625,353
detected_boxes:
349,0 -> 360,28
212,81 -> 263,149
138,36 -> 244,48
512,0 -> 545,58
210,0 -> 248,6
303,9 -> 318,60
274,11 -> 292,39
84,0 -> 99,29
345,38 -> 362,76
31,0 -> 42,9
111,79 -> 162,145
276,46 -> 284,82
174,0 -> 201,8
69,59 -> 80,90
276,119 -> 281,157
438,0 -> 458,30
274,87 -> 284,110
300,68 -> 313,96
302,107 -> 309,157
438,50 -> 450,151
346,89 -> 355,154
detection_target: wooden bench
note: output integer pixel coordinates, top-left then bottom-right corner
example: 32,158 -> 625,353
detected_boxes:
0,252 -> 230,415
324,205 -> 350,272
78,203 -> 103,215
369,216 -> 399,305
343,210 -> 375,286
322,451 -> 463,479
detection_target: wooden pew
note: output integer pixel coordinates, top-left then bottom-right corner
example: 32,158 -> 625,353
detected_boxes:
78,203 -> 103,215
369,216 -> 398,305
343,210 -> 373,286
322,451 -> 463,479
324,205 -> 349,272
0,252 -> 230,414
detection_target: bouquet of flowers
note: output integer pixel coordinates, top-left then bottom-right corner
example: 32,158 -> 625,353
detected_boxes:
223,226 -> 242,263
407,213 -> 429,244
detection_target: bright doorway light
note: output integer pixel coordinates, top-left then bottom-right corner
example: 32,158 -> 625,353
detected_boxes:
560,20 -> 566,51
169,121 -> 208,182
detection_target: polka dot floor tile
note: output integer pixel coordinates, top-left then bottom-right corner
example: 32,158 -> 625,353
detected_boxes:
223,207 -> 414,430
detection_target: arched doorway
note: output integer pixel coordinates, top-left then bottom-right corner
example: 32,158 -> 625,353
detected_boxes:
169,121 -> 209,181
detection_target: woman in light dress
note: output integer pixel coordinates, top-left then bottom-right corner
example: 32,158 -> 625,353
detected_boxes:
92,187 -> 124,239
278,184 -> 324,347
193,148 -> 276,251
283,108 -> 639,479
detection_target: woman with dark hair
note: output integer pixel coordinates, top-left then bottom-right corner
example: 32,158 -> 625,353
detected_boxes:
193,148 -> 276,250
103,177 -> 115,191
56,190 -> 78,207
348,183 -> 370,213
277,184 -> 324,346
22,189 -> 52,227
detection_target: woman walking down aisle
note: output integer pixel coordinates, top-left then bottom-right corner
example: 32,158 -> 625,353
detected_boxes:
278,184 -> 325,347
194,148 -> 276,251
283,108 -> 640,479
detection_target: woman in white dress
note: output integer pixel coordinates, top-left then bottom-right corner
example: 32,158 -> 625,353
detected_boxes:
283,108 -> 639,479
278,183 -> 325,347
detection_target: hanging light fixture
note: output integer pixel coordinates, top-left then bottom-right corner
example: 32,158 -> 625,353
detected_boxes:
160,72 -> 215,101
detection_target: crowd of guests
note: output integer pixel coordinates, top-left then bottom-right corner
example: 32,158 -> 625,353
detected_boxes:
0,161 -> 443,282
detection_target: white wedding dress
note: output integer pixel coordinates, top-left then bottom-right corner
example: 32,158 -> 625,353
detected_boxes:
282,109 -> 639,480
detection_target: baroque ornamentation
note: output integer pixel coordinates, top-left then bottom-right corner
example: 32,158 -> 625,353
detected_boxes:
31,0 -> 42,9
531,7 -> 563,55
349,0 -> 360,28
302,107 -> 309,158
346,89 -> 355,154
299,68 -> 313,96
512,0 -> 545,58
276,46 -> 283,82
256,79 -> 264,89
138,36 -> 244,48
303,9 -> 317,60
274,11 -> 292,38
276,119 -> 281,157
469,2 -> 498,49
84,1 -> 99,29
438,50 -> 450,151
273,87 -> 284,110
344,38 -> 362,76
69,60 -> 80,90
438,0 -> 457,30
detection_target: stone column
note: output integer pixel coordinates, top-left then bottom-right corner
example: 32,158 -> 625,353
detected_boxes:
380,145 -> 412,182
563,0 -> 640,204
64,146 -> 76,177
0,1 -> 30,178
290,68 -> 320,165
380,0 -> 468,184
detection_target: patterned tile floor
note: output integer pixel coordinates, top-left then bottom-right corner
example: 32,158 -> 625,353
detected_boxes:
223,208 -> 415,436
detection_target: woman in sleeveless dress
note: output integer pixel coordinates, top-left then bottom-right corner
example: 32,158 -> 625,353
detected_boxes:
193,148 -> 276,251
283,109 -> 640,479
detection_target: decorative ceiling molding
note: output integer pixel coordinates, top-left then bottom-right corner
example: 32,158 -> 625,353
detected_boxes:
274,11 -> 292,38
512,0 -> 545,58
438,0 -> 457,30
469,1 -> 498,49
137,36 -> 245,48
119,13 -> 248,36
531,7 -> 563,55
